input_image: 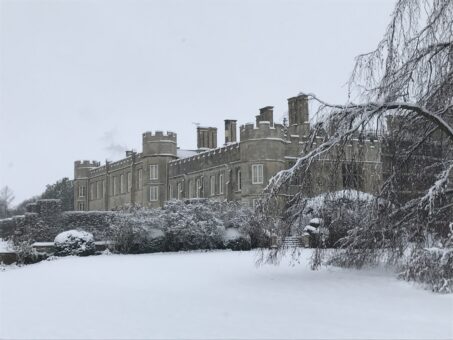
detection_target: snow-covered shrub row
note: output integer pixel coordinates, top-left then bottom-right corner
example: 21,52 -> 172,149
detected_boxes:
1,198 -> 265,254
111,199 -> 257,253
54,230 -> 96,257
4,210 -> 117,244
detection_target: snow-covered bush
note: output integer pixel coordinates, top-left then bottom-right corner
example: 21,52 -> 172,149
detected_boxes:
399,247 -> 453,293
162,200 -> 225,251
14,241 -> 41,264
290,190 -> 378,249
112,222 -> 165,254
223,227 -> 251,251
54,230 -> 96,256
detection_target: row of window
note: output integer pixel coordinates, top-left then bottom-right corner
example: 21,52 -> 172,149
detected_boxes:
79,164 -> 265,201
111,172 -> 133,196
166,164 -> 262,201
79,165 -> 157,199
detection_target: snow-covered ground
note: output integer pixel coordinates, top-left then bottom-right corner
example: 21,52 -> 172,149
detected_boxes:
0,238 -> 13,252
1,250 -> 452,339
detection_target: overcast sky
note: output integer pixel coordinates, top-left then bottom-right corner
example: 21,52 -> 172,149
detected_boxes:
0,0 -> 395,204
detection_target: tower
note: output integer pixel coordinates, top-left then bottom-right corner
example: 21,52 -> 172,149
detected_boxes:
74,160 -> 100,211
142,131 -> 178,207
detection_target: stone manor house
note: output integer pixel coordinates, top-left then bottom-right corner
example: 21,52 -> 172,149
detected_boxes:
74,93 -> 382,211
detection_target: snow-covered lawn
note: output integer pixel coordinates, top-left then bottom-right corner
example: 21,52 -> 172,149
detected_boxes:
1,250 -> 452,339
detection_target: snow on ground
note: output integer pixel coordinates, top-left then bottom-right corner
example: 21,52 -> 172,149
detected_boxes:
0,238 -> 13,252
1,250 -> 452,339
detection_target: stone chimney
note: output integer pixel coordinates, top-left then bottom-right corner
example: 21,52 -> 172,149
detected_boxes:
197,127 -> 217,149
256,106 -> 274,126
224,119 -> 237,144
288,94 -> 309,126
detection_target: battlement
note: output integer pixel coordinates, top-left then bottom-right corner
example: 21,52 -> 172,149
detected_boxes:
74,160 -> 101,168
240,121 -> 285,141
109,157 -> 134,171
300,136 -> 381,162
142,131 -> 178,156
168,143 -> 240,176
142,131 -> 177,141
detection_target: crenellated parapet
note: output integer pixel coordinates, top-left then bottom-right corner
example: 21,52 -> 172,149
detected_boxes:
169,143 -> 240,176
142,130 -> 177,140
74,160 -> 101,168
300,136 -> 382,162
74,160 -> 101,179
240,121 -> 285,142
142,131 -> 177,157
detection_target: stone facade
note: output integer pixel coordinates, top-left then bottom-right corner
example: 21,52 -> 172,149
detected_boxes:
73,93 -> 382,211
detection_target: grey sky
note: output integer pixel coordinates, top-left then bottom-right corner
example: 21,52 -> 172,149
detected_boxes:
0,0 -> 395,204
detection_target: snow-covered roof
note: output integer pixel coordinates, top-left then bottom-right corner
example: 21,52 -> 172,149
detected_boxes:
177,149 -> 198,159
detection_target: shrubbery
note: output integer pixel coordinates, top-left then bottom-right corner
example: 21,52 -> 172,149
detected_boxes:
224,228 -> 251,251
399,246 -> 453,293
111,200 -> 254,253
4,199 -> 265,259
54,230 -> 96,256
112,224 -> 166,254
289,190 -> 378,249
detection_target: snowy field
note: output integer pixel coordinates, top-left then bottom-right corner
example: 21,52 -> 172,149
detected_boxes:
1,250 -> 452,339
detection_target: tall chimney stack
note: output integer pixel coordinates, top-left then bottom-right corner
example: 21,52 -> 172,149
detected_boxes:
256,106 -> 274,126
224,119 -> 237,144
197,127 -> 217,150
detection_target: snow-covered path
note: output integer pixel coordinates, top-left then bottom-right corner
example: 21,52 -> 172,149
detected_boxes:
1,250 -> 452,339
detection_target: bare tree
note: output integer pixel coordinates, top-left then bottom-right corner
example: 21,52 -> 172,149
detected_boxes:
0,186 -> 15,218
261,0 -> 453,291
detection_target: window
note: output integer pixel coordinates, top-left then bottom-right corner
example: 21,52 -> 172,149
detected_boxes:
210,176 -> 215,196
90,183 -> 95,200
138,169 -> 143,188
113,176 -> 117,195
252,164 -> 264,184
127,172 -> 132,192
102,180 -> 106,198
219,174 -> 224,194
97,181 -> 102,199
189,180 -> 194,198
149,186 -> 159,201
79,185 -> 86,197
120,174 -> 125,193
196,178 -> 202,198
237,169 -> 242,191
177,182 -> 183,200
149,164 -> 158,180
169,184 -> 173,200
78,201 -> 85,211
